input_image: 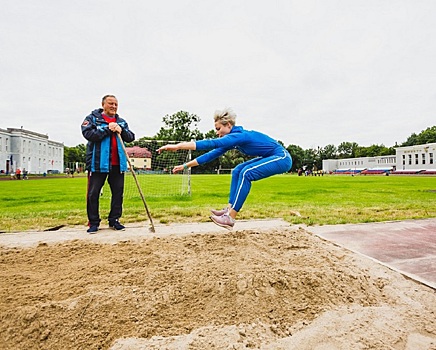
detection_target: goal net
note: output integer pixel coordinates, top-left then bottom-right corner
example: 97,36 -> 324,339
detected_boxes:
101,140 -> 191,198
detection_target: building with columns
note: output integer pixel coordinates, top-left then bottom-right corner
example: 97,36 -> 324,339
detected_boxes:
0,127 -> 64,174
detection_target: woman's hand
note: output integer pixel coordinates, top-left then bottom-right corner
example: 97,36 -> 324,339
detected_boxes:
157,144 -> 178,154
172,164 -> 185,173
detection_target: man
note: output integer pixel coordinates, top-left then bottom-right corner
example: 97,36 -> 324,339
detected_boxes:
81,95 -> 135,233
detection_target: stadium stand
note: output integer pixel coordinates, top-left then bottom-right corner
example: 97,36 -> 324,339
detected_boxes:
361,167 -> 392,175
390,170 -> 425,175
419,170 -> 436,175
334,168 -> 366,175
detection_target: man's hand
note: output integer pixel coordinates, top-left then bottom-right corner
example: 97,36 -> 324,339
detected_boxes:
108,122 -> 122,133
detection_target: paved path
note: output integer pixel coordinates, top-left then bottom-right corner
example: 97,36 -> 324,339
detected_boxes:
308,218 -> 436,290
0,219 -> 290,248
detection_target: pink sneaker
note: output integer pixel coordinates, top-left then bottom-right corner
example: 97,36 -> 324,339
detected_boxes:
210,214 -> 235,230
210,207 -> 229,216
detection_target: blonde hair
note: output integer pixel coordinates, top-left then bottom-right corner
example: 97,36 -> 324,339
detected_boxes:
214,107 -> 236,126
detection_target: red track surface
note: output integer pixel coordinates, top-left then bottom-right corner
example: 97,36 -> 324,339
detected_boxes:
310,219 -> 436,290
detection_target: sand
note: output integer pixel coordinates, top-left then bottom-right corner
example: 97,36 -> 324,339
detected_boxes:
0,225 -> 435,350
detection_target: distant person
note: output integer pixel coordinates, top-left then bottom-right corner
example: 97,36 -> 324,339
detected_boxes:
81,95 -> 135,234
15,168 -> 21,180
23,168 -> 28,180
158,107 -> 292,229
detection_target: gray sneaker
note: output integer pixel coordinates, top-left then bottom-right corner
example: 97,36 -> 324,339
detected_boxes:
210,207 -> 229,216
210,214 -> 234,230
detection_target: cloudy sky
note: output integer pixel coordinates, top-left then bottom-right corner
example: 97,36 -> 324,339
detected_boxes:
1,0 -> 435,149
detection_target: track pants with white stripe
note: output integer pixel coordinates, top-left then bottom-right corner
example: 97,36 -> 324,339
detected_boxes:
229,150 -> 292,212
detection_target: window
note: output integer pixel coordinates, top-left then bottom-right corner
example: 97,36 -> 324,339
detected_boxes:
408,154 -> 412,165
430,153 -> 434,165
422,153 -> 426,165
415,154 -> 419,165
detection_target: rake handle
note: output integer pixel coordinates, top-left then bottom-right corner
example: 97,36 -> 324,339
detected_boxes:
117,133 -> 155,232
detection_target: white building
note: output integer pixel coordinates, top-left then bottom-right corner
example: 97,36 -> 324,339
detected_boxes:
395,143 -> 436,171
0,127 -> 64,175
322,142 -> 436,174
323,155 -> 397,173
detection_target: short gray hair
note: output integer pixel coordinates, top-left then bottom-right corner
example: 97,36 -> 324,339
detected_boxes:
214,107 -> 236,126
102,94 -> 117,103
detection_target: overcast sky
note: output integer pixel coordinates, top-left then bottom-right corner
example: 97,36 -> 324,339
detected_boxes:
1,0 -> 435,149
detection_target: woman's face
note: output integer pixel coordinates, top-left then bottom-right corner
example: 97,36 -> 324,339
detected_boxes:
214,121 -> 232,138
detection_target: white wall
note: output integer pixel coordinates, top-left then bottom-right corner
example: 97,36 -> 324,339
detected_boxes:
395,143 -> 436,171
0,128 -> 64,174
323,143 -> 436,172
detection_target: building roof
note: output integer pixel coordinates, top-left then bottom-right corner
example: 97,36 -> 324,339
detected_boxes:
125,146 -> 152,158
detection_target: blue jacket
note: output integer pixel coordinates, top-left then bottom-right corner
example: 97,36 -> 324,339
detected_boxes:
195,126 -> 286,165
81,109 -> 135,172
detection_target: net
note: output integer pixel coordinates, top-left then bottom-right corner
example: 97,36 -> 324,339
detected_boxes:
102,140 -> 191,198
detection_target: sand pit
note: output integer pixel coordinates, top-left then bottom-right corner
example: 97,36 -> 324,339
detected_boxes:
0,225 -> 435,349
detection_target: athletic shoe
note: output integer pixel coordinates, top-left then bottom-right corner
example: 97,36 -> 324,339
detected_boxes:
210,207 -> 229,216
109,220 -> 125,231
87,225 -> 99,234
210,214 -> 235,230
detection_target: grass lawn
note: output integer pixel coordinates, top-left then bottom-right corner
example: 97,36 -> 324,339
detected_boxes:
1,174 -> 435,232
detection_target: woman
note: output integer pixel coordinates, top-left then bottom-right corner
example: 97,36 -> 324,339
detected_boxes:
158,108 -> 292,229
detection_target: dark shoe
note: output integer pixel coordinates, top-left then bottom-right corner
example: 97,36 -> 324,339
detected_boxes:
87,225 -> 99,234
210,207 -> 229,216
210,214 -> 234,230
109,220 -> 125,231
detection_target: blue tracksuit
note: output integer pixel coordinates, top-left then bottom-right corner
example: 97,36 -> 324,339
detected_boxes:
195,126 -> 292,212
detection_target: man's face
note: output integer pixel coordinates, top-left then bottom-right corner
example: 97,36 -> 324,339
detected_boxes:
102,97 -> 118,116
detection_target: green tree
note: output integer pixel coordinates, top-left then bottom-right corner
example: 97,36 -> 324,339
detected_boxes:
218,149 -> 248,169
303,148 -> 319,170
354,146 -> 368,158
286,144 -> 305,172
337,141 -> 359,158
318,144 -> 338,164
64,144 -> 86,164
355,144 -> 395,157
155,110 -> 203,141
203,129 -> 217,139
401,126 -> 436,146
131,111 -> 207,172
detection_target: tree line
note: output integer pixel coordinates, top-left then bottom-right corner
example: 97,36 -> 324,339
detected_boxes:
65,112 -> 436,173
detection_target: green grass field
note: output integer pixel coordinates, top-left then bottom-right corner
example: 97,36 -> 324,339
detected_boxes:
1,174 -> 435,232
